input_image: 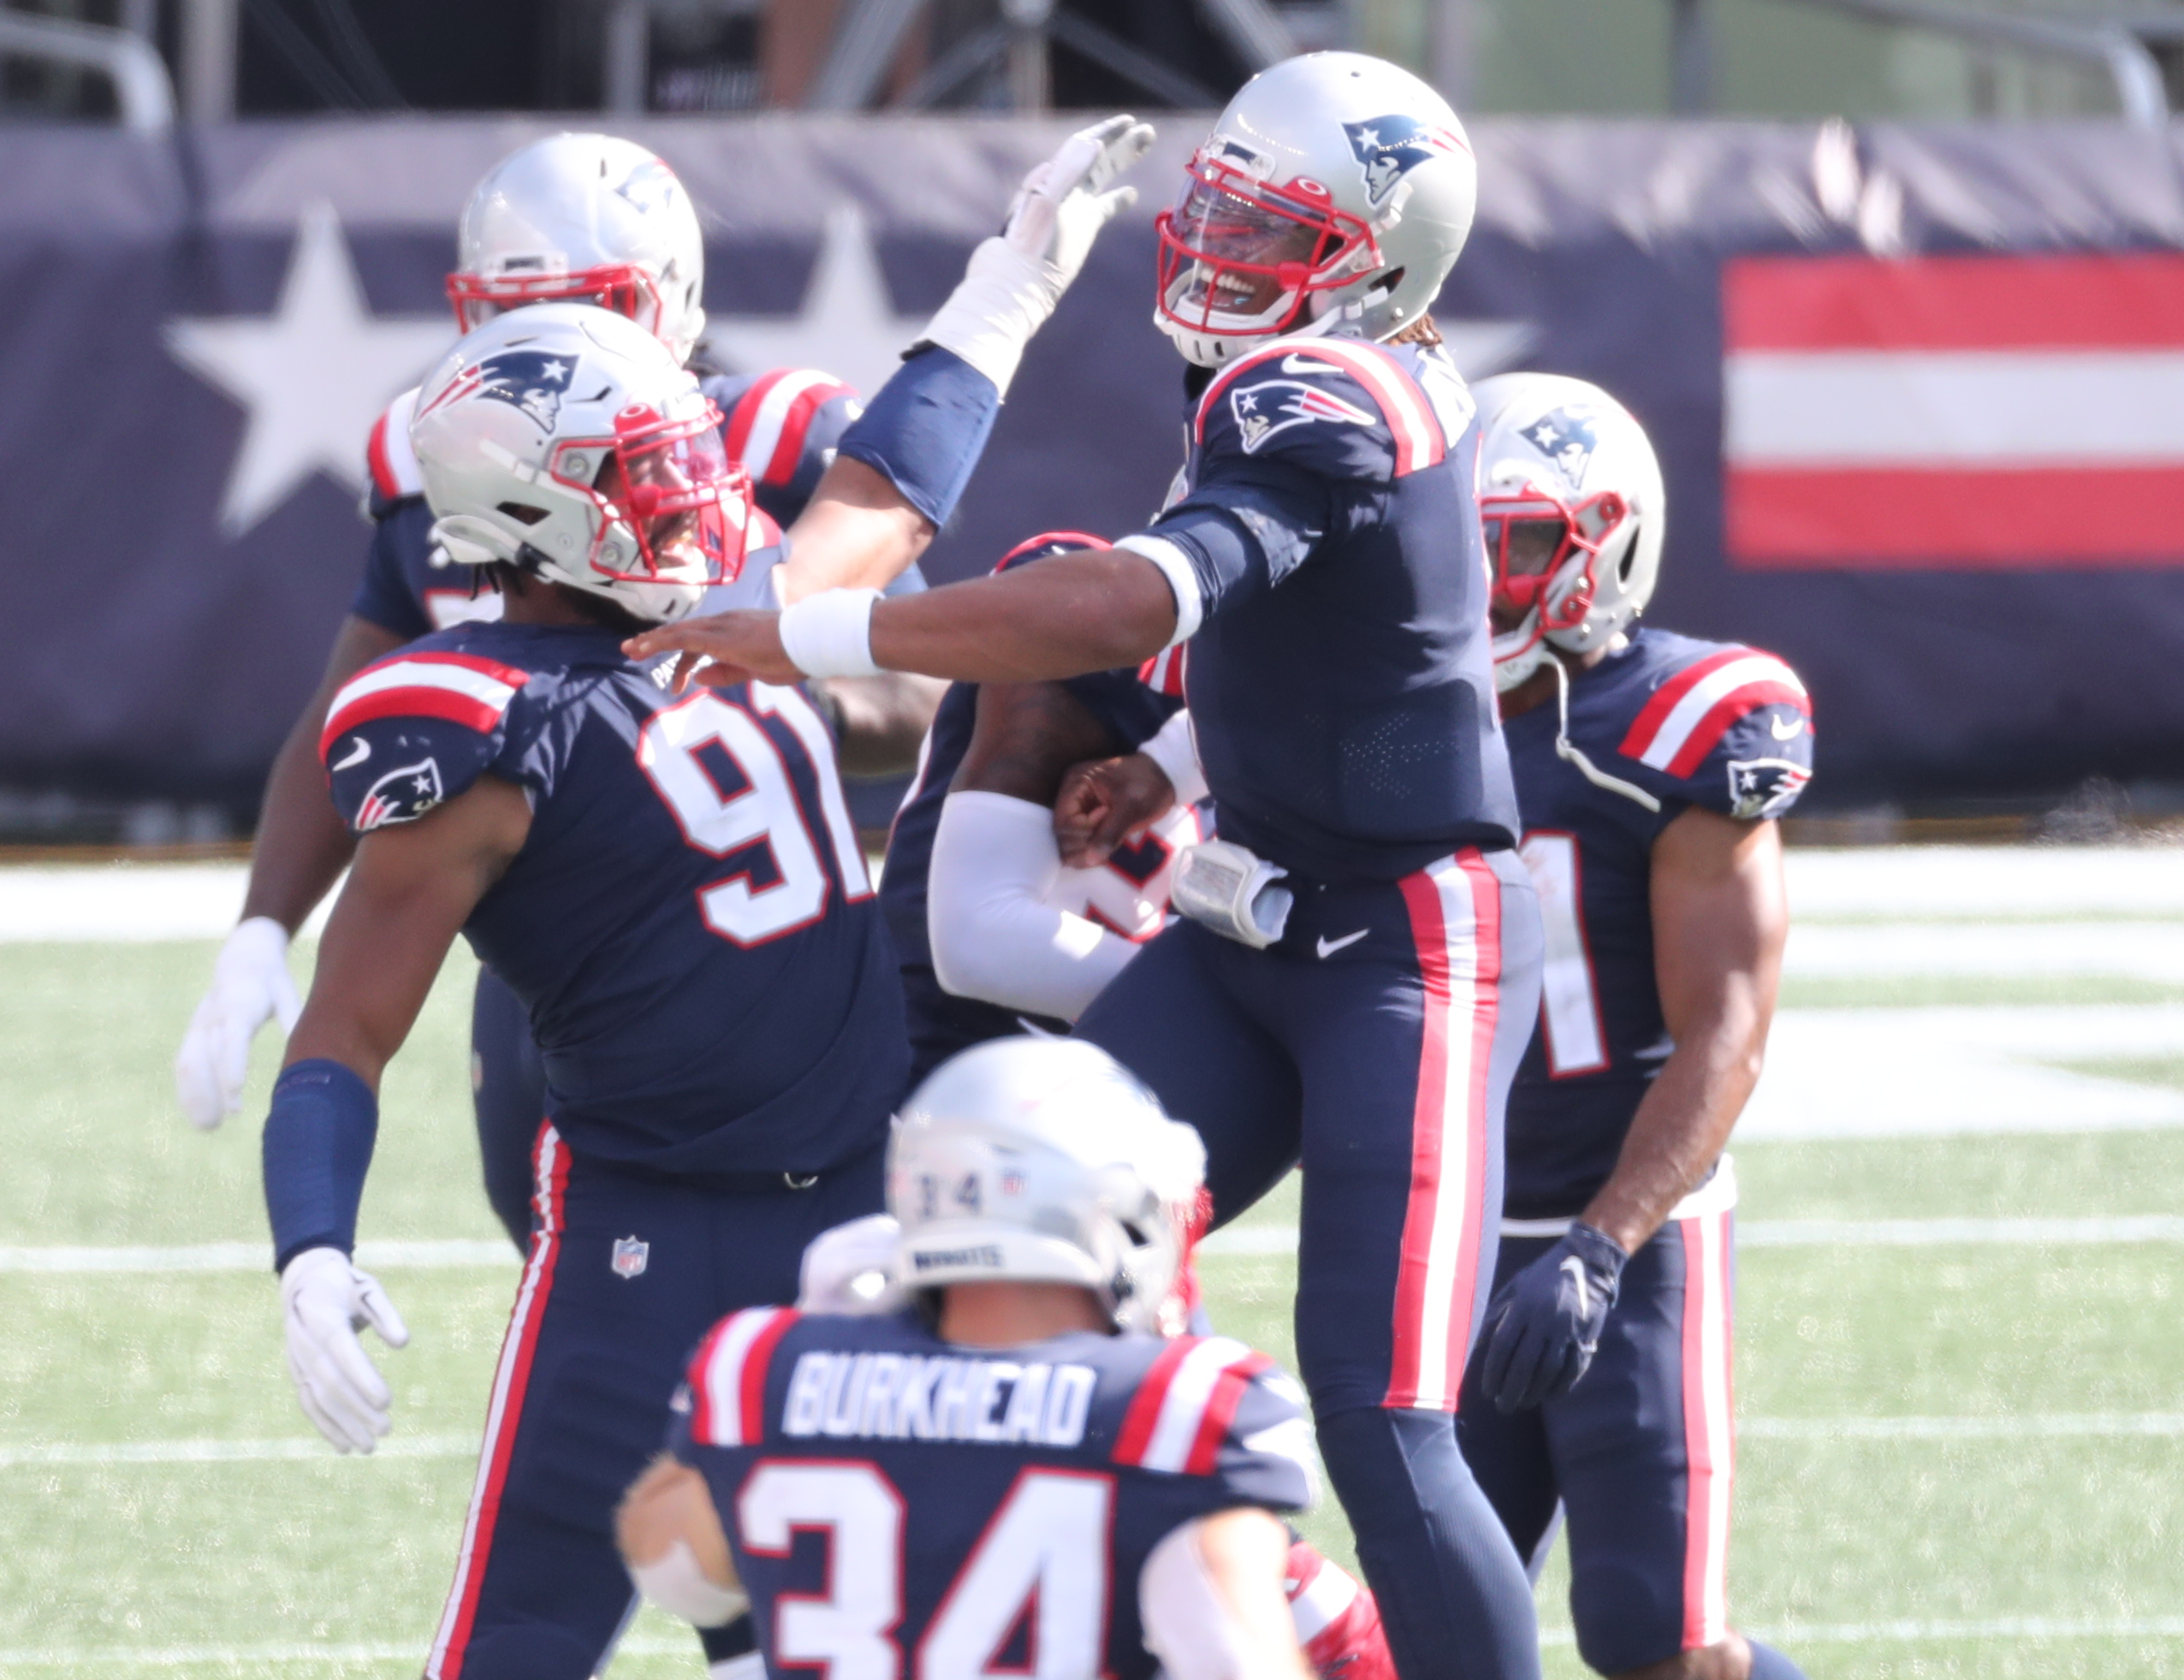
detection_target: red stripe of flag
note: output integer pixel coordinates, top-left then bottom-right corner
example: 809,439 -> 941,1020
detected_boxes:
1387,870 -> 1451,1409
1727,253 -> 2184,352
686,1316 -> 735,1445
1445,848 -> 1500,1398
366,409 -> 401,501
759,381 -> 848,485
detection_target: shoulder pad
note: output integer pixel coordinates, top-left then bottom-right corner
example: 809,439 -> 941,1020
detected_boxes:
720,367 -> 861,489
687,1306 -> 802,1449
1616,645 -> 1814,817
1195,338 -> 1446,482
1111,1335 -> 1281,1475
318,649 -> 530,833
363,387 -> 425,512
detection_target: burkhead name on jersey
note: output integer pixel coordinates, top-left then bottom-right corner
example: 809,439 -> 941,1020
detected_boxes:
1502,625 -> 1812,1218
317,618 -> 907,1176
674,1307 -> 1314,1680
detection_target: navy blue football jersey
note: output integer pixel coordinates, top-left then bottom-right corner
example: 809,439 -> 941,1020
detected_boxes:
1502,626 -> 1813,1217
349,369 -> 866,639
674,1308 -> 1314,1680
318,620 -> 907,1174
1132,336 -> 1519,881
881,545 -> 1192,1073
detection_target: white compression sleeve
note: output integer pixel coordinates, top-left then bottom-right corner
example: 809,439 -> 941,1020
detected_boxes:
1137,707 -> 1208,808
927,791 -> 1142,1023
1140,1522 -> 1261,1680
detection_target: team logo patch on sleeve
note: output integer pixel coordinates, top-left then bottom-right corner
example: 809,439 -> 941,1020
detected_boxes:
418,349 -> 579,431
1231,378 -> 1378,453
1343,115 -> 1467,205
1726,757 -> 1811,819
356,758 -> 446,830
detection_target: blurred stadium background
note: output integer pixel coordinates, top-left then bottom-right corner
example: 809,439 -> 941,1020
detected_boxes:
5,0 -> 2184,1675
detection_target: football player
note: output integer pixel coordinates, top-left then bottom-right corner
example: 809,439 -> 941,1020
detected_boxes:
616,1036 -> 1321,1680
624,51 -> 1550,1680
1456,375 -> 1811,1680
263,115 -> 1150,1675
173,132 -> 942,1249
880,531 -> 1203,1084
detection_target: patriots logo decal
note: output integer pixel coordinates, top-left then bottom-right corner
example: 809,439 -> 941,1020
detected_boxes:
355,757 -> 446,830
1343,114 -> 1466,205
1518,406 -> 1602,489
614,158 -> 680,216
1726,756 -> 1811,820
1231,378 -> 1377,453
423,349 -> 579,432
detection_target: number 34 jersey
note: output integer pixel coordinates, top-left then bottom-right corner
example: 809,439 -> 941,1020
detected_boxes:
1502,626 -> 1814,1219
673,1308 -> 1315,1680
319,620 -> 906,1176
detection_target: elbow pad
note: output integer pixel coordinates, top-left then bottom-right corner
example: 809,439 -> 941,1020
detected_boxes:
927,791 -> 1139,1022
630,1538 -> 749,1628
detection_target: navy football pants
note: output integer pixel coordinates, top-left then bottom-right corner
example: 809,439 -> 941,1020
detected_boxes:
470,966 -> 547,1253
1078,846 -> 1546,1680
426,1125 -> 885,1680
1457,1207 -> 1738,1675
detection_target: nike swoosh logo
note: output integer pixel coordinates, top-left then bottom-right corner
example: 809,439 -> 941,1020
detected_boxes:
329,738 -> 371,771
1770,714 -> 1805,741
1281,354 -> 1341,376
1560,1254 -> 1590,1315
1316,928 -> 1369,959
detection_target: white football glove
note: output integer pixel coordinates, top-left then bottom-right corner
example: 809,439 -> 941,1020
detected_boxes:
921,114 -> 1155,396
175,917 -> 301,1130
797,1213 -> 905,1316
280,1246 -> 410,1454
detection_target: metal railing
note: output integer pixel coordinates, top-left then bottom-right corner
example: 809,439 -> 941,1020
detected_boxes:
0,9 -> 174,132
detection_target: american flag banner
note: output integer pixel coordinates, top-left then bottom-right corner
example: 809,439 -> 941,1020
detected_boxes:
1723,253 -> 2184,568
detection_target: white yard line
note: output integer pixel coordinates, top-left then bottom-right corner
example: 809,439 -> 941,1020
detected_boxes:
1741,1413 -> 2184,1439
0,1239 -> 514,1273
0,1435 -> 480,1467
1196,1215 -> 2184,1257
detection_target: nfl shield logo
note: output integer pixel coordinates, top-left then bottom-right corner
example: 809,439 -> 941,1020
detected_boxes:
611,1236 -> 649,1280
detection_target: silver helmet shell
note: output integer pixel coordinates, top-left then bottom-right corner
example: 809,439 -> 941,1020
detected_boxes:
409,303 -> 753,626
889,1038 -> 1208,1335
448,133 -> 707,365
1473,373 -> 1667,693
1155,51 -> 1477,367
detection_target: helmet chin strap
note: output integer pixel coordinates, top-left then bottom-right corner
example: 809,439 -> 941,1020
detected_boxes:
1548,653 -> 1661,813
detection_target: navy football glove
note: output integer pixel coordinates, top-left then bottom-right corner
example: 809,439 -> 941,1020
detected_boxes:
1480,1222 -> 1627,1413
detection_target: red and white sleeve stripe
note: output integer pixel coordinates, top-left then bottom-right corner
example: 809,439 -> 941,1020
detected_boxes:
1617,648 -> 1811,779
1139,645 -> 1188,698
319,652 -> 530,762
1112,1335 -> 1274,1475
1196,339 -> 1447,477
689,1307 -> 799,1448
366,387 -> 425,502
725,369 -> 856,488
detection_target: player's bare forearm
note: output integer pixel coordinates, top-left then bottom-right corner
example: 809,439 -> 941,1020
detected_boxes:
616,1456 -> 741,1589
1581,809 -> 1787,1255
240,615 -> 403,931
817,672 -> 948,778
283,777 -> 532,1087
776,456 -> 935,602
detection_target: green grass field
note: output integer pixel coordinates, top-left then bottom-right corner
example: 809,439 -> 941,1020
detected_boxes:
7,901 -> 2184,1677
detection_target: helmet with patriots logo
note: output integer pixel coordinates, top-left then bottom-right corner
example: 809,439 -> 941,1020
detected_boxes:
1155,51 -> 1477,367
448,133 -> 708,365
409,303 -> 755,626
1473,372 -> 1666,693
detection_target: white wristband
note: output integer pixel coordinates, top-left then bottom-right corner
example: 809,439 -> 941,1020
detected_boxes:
777,589 -> 883,679
1137,708 -> 1207,808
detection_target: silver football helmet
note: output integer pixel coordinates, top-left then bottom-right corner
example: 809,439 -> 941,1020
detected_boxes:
409,303 -> 755,626
889,1038 -> 1207,1335
1473,373 -> 1667,693
1155,51 -> 1477,367
447,133 -> 707,365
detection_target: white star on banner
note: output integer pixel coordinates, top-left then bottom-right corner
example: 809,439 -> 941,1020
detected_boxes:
703,204 -> 927,401
166,202 -> 454,536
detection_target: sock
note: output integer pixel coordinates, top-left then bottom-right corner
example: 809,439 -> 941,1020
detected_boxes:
1744,1640 -> 1809,1680
1315,1406 -> 1542,1680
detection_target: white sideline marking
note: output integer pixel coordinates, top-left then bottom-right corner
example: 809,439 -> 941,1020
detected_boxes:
1785,845 -> 2184,918
1743,1412 -> 2184,1439
1197,1215 -> 2184,1257
0,865 -> 335,943
0,1638 -> 699,1669
0,1434 -> 480,1467
0,1239 -> 515,1273
1787,919 -> 2184,982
